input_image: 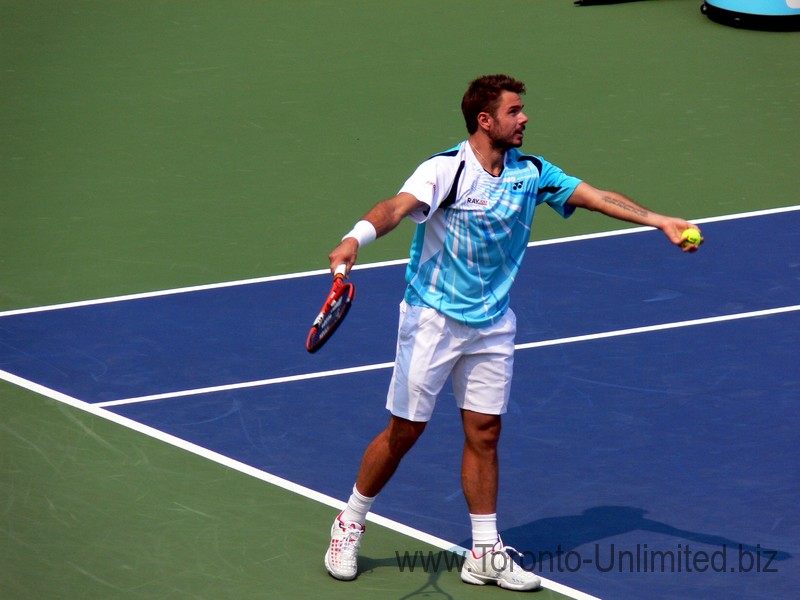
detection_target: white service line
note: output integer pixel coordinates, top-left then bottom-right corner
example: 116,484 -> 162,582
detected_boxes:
95,361 -> 395,408
515,305 -> 800,351
94,304 -> 800,408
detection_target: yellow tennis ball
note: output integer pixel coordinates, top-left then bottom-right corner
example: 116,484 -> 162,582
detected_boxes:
681,227 -> 703,247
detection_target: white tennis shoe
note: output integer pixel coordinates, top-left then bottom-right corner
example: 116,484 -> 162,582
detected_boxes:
461,539 -> 541,591
324,513 -> 366,581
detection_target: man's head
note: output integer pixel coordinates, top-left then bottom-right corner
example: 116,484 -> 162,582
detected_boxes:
461,74 -> 527,135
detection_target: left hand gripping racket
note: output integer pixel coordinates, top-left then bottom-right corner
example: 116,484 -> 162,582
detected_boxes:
305,264 -> 356,353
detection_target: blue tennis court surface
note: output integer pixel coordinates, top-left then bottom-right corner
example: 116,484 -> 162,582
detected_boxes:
1,208 -> 798,599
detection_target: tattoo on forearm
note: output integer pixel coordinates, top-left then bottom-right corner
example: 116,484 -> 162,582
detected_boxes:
602,195 -> 649,219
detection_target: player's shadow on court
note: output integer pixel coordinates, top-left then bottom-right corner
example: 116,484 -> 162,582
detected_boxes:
359,551 -> 469,600
491,505 -> 792,563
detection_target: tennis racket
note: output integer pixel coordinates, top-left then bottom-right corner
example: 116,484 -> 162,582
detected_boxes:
305,264 -> 356,353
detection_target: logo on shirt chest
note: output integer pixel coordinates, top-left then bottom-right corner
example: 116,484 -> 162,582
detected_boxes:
465,196 -> 490,207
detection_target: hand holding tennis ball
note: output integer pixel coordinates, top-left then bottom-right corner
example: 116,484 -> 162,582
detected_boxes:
680,227 -> 704,250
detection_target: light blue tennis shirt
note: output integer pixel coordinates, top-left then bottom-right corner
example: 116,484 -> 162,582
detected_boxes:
398,141 -> 582,327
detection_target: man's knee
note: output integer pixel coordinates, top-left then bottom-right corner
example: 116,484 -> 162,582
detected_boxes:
386,415 -> 427,455
462,410 -> 502,451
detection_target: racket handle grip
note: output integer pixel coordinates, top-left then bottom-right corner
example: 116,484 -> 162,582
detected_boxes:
334,263 -> 347,279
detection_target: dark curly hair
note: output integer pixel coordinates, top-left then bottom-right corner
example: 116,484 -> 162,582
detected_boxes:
461,74 -> 526,134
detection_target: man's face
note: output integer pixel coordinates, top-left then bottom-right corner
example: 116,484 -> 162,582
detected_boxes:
487,91 -> 528,149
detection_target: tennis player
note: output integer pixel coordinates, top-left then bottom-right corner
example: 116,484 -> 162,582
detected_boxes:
324,74 -> 701,591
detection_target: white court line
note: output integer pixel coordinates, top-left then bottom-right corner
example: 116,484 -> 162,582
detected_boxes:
0,204 -> 797,318
526,204 -> 800,247
95,304 -> 800,408
0,367 -> 600,600
515,305 -> 800,350
96,361 -> 396,408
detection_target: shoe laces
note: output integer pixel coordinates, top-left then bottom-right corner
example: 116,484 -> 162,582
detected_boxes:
489,537 -> 528,566
495,543 -> 523,558
491,539 -> 539,580
337,519 -> 365,558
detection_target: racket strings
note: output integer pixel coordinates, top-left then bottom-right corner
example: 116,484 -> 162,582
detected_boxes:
306,282 -> 355,353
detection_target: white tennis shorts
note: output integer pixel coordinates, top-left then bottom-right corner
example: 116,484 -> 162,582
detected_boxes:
386,301 -> 516,422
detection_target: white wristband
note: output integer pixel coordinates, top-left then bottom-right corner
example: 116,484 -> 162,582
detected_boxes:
342,220 -> 377,247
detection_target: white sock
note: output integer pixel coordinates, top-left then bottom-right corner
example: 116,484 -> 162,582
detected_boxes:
470,513 -> 499,557
340,485 -> 375,525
